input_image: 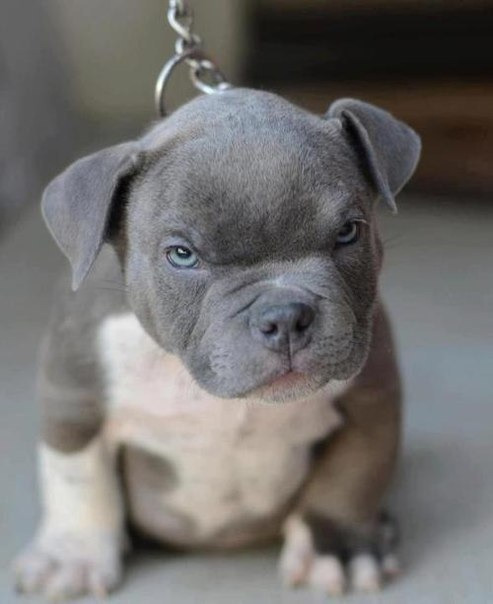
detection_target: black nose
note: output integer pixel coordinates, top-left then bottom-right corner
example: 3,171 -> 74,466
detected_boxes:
251,302 -> 315,353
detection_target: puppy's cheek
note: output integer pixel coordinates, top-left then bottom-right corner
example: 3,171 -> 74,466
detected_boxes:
183,322 -> 242,392
313,332 -> 371,384
338,333 -> 372,380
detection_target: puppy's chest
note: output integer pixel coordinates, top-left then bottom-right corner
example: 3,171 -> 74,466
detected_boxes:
98,314 -> 343,539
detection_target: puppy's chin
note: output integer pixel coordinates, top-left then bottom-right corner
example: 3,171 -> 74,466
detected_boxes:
243,372 -> 328,404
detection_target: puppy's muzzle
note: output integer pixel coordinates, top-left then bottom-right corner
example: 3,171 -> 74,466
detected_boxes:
250,299 -> 316,354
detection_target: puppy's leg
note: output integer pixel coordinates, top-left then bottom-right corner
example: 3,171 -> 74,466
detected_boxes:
13,337 -> 124,600
279,304 -> 401,595
14,437 -> 124,600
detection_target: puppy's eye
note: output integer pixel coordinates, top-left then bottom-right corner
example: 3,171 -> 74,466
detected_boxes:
335,221 -> 361,247
166,246 -> 199,269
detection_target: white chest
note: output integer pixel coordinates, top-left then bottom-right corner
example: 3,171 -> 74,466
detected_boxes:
98,313 -> 346,541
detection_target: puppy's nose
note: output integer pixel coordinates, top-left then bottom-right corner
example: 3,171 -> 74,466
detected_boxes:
251,302 -> 315,353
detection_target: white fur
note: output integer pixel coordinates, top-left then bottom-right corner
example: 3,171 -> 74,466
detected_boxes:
98,312 -> 349,541
12,437 -> 124,598
348,554 -> 382,592
309,556 -> 346,595
38,437 -> 123,539
279,515 -> 314,586
280,514 -> 347,595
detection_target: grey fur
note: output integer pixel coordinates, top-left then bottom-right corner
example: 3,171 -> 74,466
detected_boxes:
38,88 -> 420,445
38,248 -> 126,451
41,142 -> 140,290
327,99 -> 421,213
14,88 -> 421,600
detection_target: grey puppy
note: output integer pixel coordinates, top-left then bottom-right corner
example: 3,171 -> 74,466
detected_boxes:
13,89 -> 420,600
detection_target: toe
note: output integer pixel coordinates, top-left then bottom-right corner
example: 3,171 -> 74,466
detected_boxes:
88,571 -> 111,599
87,564 -> 122,599
279,514 -> 314,587
43,562 -> 87,601
279,549 -> 311,587
348,553 -> 382,593
308,555 -> 346,596
13,550 -> 54,594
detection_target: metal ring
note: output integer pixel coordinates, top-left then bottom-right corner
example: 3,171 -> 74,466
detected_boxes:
190,60 -> 232,95
155,0 -> 233,117
155,50 -> 195,117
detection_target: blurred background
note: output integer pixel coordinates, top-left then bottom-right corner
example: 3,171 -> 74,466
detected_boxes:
1,1 -> 492,603
2,0 -> 493,229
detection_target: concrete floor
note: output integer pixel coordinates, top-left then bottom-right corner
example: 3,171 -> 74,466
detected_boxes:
1,197 -> 492,603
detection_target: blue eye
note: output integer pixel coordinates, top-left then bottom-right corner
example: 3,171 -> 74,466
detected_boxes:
335,221 -> 361,246
166,246 -> 199,269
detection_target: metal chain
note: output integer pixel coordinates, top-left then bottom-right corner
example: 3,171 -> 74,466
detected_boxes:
155,0 -> 232,117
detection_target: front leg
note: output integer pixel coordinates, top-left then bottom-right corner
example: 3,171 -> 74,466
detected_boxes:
280,304 -> 401,595
13,432 -> 124,600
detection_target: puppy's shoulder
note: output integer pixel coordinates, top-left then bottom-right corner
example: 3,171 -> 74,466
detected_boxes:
41,247 -> 129,376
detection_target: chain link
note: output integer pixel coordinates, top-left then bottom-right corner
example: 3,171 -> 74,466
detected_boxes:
155,0 -> 232,117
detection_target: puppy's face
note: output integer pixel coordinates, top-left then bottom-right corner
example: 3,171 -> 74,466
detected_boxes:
42,90 -> 420,401
124,98 -> 381,401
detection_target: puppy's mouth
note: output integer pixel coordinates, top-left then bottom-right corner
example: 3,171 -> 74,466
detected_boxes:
262,370 -> 307,390
245,369 -> 323,402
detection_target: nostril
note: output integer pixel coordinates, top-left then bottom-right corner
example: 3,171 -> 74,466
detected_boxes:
295,319 -> 307,332
260,322 -> 278,336
295,306 -> 315,332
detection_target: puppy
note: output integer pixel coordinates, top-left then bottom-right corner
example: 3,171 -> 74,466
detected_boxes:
13,89 -> 420,600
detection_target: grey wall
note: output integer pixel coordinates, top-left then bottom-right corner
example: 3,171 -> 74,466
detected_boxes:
0,0 -> 73,228
46,0 -> 249,121
0,0 -> 248,227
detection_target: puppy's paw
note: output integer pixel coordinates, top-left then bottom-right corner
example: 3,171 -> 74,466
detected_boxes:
279,511 -> 399,596
13,530 -> 123,601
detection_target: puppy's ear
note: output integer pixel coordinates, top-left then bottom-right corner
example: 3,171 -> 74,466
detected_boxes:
41,142 -> 140,290
327,99 -> 421,212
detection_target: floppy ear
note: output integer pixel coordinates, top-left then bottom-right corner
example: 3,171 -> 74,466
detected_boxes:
41,142 -> 140,290
327,99 -> 421,213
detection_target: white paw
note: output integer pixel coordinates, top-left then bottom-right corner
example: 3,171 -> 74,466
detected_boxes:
13,531 -> 123,601
279,515 -> 400,596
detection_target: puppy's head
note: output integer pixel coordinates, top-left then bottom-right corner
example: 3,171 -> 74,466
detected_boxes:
42,90 -> 420,401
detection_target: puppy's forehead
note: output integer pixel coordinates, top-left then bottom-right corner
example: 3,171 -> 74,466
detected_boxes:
136,90 -> 368,259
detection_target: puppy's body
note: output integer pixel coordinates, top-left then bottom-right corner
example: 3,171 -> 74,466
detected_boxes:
14,89 -> 420,599
103,313 -> 344,548
41,250 -> 346,549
